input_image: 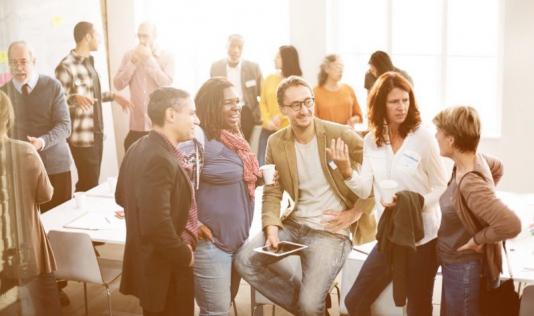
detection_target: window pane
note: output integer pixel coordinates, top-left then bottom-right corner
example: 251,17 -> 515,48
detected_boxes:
392,0 -> 442,55
394,55 -> 442,123
335,0 -> 388,54
446,57 -> 500,136
448,0 -> 498,56
137,0 -> 289,93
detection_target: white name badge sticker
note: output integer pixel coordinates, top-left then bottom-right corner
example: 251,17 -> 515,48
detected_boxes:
399,150 -> 421,170
245,79 -> 257,88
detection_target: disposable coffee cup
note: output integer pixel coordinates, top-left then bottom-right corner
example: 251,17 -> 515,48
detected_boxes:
379,179 -> 399,204
260,164 -> 276,185
74,192 -> 86,209
107,177 -> 117,193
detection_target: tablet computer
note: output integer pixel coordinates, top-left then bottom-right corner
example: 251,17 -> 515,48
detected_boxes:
253,241 -> 308,257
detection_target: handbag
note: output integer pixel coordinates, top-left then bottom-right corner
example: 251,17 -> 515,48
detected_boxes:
479,242 -> 520,316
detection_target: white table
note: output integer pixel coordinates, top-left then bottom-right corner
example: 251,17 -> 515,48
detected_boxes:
40,183 -> 126,244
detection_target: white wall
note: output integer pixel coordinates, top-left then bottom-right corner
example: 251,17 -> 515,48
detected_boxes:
105,0 -> 534,193
477,0 -> 534,192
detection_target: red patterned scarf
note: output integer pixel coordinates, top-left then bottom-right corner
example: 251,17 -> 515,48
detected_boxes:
219,130 -> 260,199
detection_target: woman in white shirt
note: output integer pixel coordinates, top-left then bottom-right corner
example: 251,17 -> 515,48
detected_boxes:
343,72 -> 447,316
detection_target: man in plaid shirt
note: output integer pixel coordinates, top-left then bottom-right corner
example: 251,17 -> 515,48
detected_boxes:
56,21 -> 131,192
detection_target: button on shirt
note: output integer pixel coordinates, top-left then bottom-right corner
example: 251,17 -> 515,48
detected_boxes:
113,48 -> 174,131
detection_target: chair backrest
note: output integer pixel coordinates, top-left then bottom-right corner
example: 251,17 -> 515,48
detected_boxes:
47,230 -> 103,284
520,285 -> 534,316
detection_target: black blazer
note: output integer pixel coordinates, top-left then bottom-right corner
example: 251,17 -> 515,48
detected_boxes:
116,131 -> 192,312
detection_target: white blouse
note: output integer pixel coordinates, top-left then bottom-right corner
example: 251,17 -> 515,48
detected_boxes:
345,126 -> 448,245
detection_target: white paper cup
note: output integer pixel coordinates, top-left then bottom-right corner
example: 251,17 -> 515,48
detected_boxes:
260,164 -> 276,185
107,177 -> 117,193
74,192 -> 86,209
379,179 -> 399,204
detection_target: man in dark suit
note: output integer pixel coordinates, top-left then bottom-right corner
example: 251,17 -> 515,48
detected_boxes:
115,87 -> 199,316
210,34 -> 262,142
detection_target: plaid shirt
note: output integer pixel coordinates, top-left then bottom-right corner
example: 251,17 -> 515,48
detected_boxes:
55,50 -> 113,147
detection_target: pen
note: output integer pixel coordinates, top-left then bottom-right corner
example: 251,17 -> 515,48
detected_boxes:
105,217 -> 111,224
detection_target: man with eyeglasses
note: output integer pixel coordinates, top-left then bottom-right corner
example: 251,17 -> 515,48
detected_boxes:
210,34 -> 262,142
235,76 -> 376,315
1,41 -> 72,213
55,21 -> 132,193
113,22 -> 175,151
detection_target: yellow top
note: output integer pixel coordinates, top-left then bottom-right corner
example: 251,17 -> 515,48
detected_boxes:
313,84 -> 362,125
259,73 -> 289,130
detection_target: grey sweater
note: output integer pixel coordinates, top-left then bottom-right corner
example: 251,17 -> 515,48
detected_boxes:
1,75 -> 72,174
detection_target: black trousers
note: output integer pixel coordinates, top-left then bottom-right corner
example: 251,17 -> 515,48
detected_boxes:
40,171 -> 72,213
124,130 -> 149,152
240,106 -> 255,142
69,134 -> 103,192
143,268 -> 194,316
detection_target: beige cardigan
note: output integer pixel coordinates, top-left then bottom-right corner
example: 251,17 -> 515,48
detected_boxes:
2,139 -> 56,276
454,153 -> 521,282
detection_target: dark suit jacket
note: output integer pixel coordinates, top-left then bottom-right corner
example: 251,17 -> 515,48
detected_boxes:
210,59 -> 262,123
115,131 -> 193,312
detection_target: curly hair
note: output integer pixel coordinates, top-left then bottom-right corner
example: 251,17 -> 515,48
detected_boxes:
317,54 -> 338,87
0,91 -> 14,138
195,77 -> 234,140
368,71 -> 421,147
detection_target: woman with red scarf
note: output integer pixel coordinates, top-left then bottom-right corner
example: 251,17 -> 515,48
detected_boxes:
189,77 -> 262,315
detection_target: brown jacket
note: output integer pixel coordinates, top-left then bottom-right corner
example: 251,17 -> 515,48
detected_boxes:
1,139 -> 55,276
262,118 -> 376,245
454,153 -> 521,282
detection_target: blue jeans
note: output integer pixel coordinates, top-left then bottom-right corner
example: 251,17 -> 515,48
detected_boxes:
257,128 -> 274,166
194,240 -> 241,316
345,239 -> 438,316
440,260 -> 481,316
234,219 -> 352,316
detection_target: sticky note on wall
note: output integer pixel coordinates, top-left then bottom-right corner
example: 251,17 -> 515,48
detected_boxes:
0,51 -> 7,64
51,16 -> 63,28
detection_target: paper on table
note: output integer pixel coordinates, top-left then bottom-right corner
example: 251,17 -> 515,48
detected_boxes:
63,212 -> 114,230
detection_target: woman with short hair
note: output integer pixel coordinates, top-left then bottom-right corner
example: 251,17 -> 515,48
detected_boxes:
433,106 -> 521,316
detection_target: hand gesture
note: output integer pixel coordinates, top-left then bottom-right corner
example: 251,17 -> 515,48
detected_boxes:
27,136 -> 43,151
71,94 -> 95,111
113,94 -> 134,112
264,225 -> 280,250
325,137 -> 352,179
321,208 -> 363,234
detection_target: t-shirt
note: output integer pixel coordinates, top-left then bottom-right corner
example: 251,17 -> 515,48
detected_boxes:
291,136 -> 348,235
437,179 -> 482,263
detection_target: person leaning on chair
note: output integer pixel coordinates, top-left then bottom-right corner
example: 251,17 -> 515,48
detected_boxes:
115,87 -> 199,316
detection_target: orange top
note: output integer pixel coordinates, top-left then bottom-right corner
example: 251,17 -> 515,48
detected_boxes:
313,84 -> 362,125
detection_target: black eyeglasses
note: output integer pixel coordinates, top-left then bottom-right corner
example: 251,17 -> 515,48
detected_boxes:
284,97 -> 314,112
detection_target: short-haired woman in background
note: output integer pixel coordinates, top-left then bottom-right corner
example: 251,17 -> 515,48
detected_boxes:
433,106 -> 521,316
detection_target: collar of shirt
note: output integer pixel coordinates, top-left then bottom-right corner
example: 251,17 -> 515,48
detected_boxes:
70,49 -> 92,64
12,70 -> 38,94
226,60 -> 242,71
